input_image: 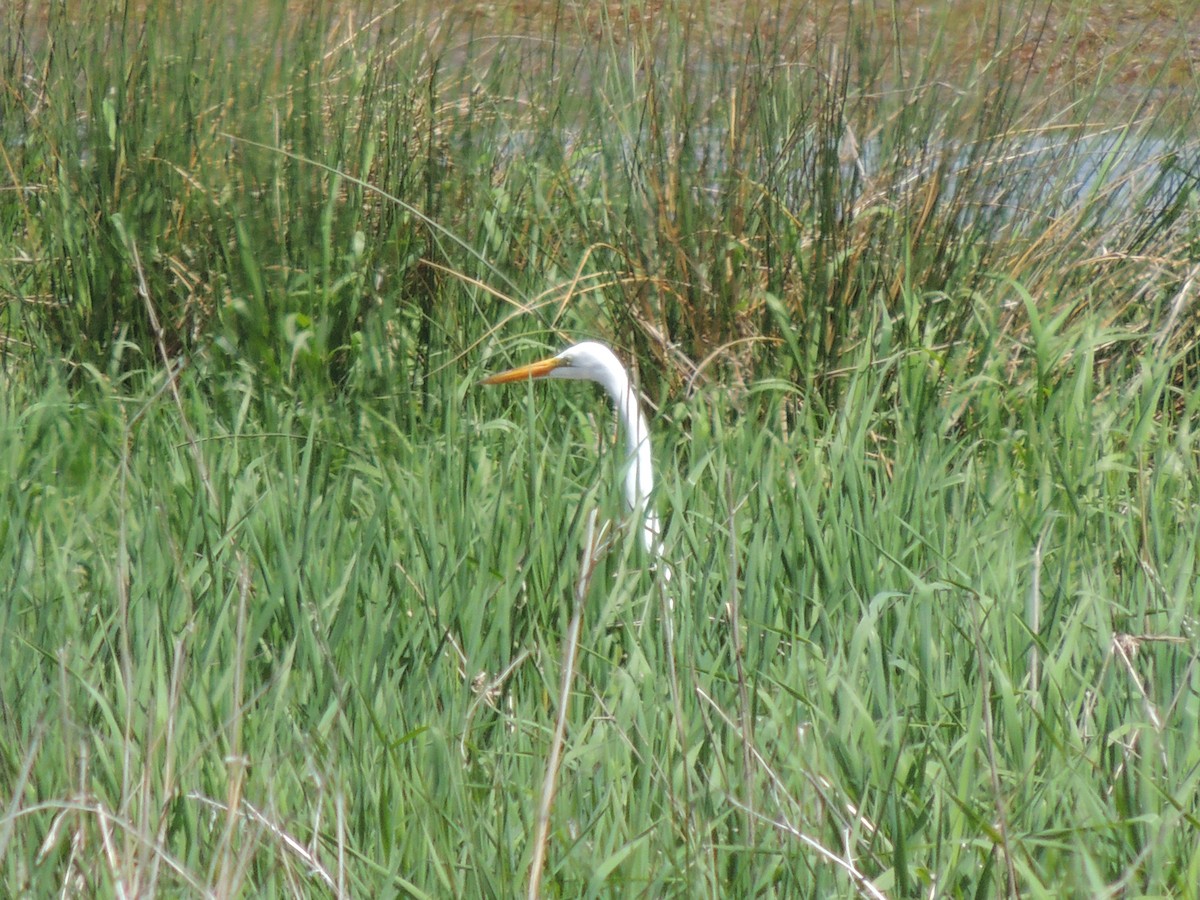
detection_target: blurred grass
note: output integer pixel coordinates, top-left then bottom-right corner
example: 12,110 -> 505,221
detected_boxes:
2,0 -> 1200,896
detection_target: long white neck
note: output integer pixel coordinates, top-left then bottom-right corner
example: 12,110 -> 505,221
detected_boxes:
600,368 -> 662,555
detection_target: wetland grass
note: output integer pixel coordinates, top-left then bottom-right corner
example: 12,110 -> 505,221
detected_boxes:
2,0 -> 1199,895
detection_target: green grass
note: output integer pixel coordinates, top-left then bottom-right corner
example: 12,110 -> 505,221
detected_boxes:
2,0 -> 1200,896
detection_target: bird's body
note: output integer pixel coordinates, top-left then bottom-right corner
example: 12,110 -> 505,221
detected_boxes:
482,341 -> 664,559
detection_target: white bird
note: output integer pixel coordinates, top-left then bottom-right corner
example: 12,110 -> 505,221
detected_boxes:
482,341 -> 665,562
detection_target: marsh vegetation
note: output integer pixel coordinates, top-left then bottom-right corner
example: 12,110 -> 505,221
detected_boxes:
2,1 -> 1199,895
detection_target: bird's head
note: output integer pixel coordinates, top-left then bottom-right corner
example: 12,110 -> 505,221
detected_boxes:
481,341 -> 625,387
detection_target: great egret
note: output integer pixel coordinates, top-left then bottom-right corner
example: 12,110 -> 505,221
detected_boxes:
482,341 -> 665,561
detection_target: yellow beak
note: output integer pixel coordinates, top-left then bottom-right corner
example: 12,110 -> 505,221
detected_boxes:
481,356 -> 565,385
